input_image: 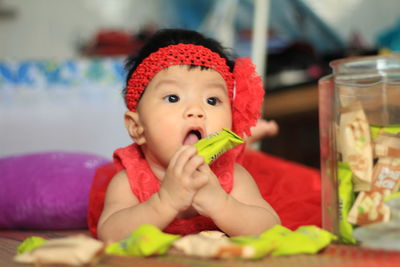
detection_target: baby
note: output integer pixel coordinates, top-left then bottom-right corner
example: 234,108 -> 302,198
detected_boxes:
94,29 -> 280,242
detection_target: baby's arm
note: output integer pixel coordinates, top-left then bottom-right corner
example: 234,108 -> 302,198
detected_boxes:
98,146 -> 205,242
97,170 -> 177,242
193,163 -> 280,236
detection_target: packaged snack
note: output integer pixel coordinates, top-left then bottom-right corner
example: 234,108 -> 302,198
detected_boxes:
106,224 -> 180,257
194,128 -> 244,164
353,195 -> 400,250
348,157 -> 400,225
337,162 -> 357,244
171,231 -> 240,259
269,225 -> 337,256
229,225 -> 291,259
370,124 -> 400,140
374,133 -> 400,158
338,102 -> 374,191
16,236 -> 46,254
226,236 -> 274,259
229,225 -> 336,258
14,235 -> 103,265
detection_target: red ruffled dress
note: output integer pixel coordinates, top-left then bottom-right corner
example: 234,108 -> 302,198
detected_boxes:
87,143 -> 321,238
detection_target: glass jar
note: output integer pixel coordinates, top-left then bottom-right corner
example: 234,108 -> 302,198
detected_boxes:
319,55 -> 400,242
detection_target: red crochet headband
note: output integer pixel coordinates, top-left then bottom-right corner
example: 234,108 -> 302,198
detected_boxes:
125,43 -> 264,137
126,43 -> 234,112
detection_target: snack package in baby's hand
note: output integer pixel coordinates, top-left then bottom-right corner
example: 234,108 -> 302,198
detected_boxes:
106,224 -> 180,257
337,162 -> 357,244
338,102 -> 373,191
348,157 -> 400,225
194,128 -> 244,164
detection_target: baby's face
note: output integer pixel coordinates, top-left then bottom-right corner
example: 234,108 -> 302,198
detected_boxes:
136,65 -> 232,167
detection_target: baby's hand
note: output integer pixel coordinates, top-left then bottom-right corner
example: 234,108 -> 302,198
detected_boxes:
192,163 -> 227,217
158,146 -> 205,213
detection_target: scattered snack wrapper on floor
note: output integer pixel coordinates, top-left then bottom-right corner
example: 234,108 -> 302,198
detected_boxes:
229,225 -> 291,259
16,236 -> 47,255
105,224 -> 180,257
194,128 -> 244,164
14,234 -> 104,265
268,225 -> 337,256
15,225 -> 336,263
171,230 -> 241,258
172,225 -> 336,259
238,225 -> 337,258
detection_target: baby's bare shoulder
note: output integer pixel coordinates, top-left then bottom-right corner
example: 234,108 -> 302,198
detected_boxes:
105,170 -> 137,204
231,163 -> 262,198
108,170 -> 129,187
233,163 -> 253,182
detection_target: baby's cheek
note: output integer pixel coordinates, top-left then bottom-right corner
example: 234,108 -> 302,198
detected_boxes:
223,110 -> 233,128
160,142 -> 181,166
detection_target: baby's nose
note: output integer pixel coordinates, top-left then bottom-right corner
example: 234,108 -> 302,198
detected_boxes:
187,113 -> 204,118
185,107 -> 205,119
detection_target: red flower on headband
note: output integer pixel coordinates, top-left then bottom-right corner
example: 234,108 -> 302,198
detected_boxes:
232,57 -> 265,138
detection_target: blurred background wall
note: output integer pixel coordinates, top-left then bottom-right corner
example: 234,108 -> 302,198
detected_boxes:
1,0 -> 399,59
1,0 -> 399,166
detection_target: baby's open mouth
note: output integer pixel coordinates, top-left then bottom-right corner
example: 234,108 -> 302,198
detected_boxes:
183,130 -> 202,145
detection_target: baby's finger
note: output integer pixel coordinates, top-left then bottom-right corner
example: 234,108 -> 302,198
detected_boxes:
182,155 -> 204,177
173,146 -> 198,174
191,169 -> 208,188
197,162 -> 210,171
168,145 -> 188,169
200,164 -> 219,183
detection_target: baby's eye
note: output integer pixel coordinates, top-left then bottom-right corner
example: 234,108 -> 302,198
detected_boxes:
163,94 -> 180,103
206,97 -> 220,106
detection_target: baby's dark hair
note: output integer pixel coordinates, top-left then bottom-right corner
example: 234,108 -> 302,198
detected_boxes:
122,28 -> 235,99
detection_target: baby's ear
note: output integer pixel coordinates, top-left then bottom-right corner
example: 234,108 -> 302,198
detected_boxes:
124,111 -> 146,145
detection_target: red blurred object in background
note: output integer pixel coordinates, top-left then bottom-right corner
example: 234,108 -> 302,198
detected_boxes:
81,28 -> 153,57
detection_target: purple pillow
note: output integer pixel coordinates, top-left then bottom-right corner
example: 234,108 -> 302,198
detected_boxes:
0,151 -> 110,230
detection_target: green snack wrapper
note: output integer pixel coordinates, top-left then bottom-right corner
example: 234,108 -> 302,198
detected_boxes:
270,226 -> 337,256
384,192 -> 400,203
259,224 -> 293,240
370,124 -> 400,140
105,224 -> 180,257
338,162 -> 357,244
230,225 -> 336,258
16,236 -> 46,254
229,225 -> 290,259
229,235 -> 276,259
194,128 -> 244,164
